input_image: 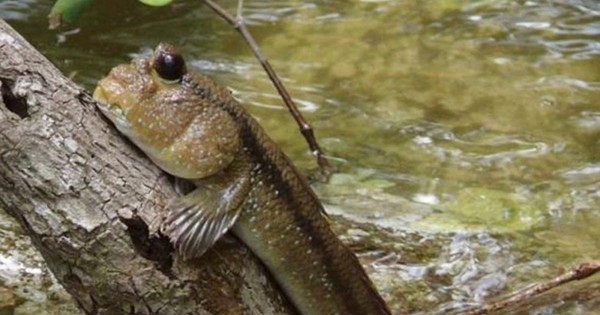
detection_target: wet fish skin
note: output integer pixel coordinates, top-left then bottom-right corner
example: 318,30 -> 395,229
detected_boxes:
94,43 -> 391,315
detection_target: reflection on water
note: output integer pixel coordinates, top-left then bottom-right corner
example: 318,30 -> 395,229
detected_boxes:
0,0 -> 45,21
2,0 -> 599,314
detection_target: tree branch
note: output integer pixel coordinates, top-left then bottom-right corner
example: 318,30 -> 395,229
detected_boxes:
454,261 -> 600,315
0,18 -> 294,315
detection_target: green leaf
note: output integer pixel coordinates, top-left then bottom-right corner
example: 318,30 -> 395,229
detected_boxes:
49,0 -> 93,26
48,0 -> 174,29
138,0 -> 175,6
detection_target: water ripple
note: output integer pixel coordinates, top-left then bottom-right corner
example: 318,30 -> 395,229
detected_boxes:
0,0 -> 42,21
543,39 -> 600,59
460,0 -> 600,60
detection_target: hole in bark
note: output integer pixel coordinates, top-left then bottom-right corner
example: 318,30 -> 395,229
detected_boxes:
119,216 -> 174,277
1,80 -> 29,118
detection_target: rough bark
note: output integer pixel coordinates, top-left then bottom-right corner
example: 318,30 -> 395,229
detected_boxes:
0,19 -> 294,315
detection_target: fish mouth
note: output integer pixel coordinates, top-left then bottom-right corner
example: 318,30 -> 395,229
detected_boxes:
93,81 -> 131,130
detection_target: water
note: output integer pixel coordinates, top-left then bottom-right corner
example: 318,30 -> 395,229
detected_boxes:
1,0 -> 599,314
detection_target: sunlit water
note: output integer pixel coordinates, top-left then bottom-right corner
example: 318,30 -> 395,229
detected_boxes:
1,0 -> 599,314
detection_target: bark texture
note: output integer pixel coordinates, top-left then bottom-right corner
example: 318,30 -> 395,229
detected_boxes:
0,19 -> 294,315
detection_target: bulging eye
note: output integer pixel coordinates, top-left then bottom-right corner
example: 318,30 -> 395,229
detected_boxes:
152,44 -> 187,81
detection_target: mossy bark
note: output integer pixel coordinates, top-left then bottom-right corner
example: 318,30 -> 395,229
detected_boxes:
0,18 -> 294,315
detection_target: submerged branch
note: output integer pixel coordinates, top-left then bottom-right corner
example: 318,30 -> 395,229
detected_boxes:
454,261 -> 600,315
201,0 -> 332,179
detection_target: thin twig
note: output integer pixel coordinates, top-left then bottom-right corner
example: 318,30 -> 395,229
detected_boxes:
201,0 -> 331,178
236,0 -> 244,19
454,261 -> 600,315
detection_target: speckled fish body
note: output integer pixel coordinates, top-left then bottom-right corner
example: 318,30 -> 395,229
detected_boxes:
94,44 -> 391,315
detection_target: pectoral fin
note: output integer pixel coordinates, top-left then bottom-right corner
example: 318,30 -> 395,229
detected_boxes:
161,175 -> 250,259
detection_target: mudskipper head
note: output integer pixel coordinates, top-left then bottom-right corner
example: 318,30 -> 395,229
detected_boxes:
94,43 -> 240,179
